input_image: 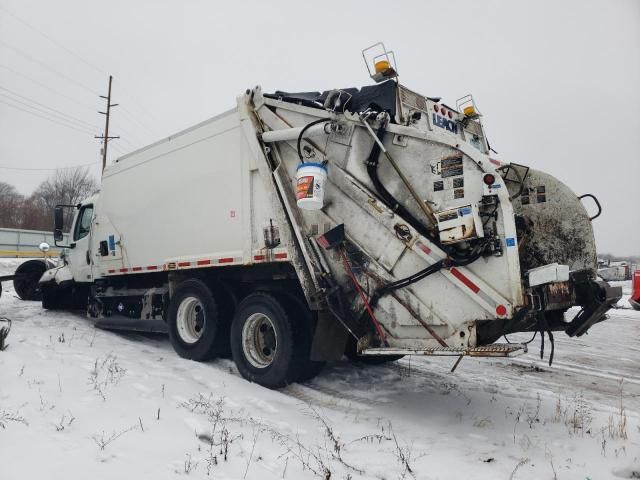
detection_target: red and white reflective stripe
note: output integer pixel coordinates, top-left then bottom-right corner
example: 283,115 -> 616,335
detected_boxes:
170,257 -> 242,269
489,158 -> 501,166
450,267 -> 479,293
414,239 -> 509,318
449,267 -> 508,317
103,249 -> 290,276
105,264 -> 162,275
416,241 -> 432,256
252,250 -> 289,262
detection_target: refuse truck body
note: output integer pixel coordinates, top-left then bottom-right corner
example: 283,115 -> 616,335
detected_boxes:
19,75 -> 621,388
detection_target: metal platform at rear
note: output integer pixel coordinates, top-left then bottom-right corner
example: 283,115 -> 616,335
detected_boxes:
361,343 -> 527,358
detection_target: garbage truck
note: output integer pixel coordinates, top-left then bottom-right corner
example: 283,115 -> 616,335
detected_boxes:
9,44 -> 622,388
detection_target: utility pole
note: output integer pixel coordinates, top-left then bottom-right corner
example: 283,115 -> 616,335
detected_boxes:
95,75 -> 119,173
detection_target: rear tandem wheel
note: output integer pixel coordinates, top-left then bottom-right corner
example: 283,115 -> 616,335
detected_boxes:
167,279 -> 227,361
230,292 -> 315,389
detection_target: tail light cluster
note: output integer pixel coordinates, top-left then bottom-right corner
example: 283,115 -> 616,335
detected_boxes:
483,174 -> 496,186
433,104 -> 453,119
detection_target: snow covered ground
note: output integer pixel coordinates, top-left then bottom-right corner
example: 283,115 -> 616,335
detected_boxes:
0,259 -> 638,479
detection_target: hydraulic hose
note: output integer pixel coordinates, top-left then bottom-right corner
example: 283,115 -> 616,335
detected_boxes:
369,259 -> 445,308
356,112 -> 490,316
365,121 -> 432,238
367,238 -> 485,309
363,115 -> 487,266
297,118 -> 330,164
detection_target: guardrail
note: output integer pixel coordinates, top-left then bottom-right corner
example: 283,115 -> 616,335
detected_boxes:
0,227 -> 69,258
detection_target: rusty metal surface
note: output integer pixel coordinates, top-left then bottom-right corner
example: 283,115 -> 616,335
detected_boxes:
361,343 -> 527,358
509,168 -> 597,276
544,281 -> 576,310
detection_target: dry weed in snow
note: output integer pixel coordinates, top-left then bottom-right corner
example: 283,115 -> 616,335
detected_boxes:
88,353 -> 126,400
608,379 -> 628,441
179,392 -> 422,479
92,424 -> 138,451
0,409 -> 28,428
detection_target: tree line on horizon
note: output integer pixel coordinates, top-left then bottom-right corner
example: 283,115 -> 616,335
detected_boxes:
0,168 -> 98,232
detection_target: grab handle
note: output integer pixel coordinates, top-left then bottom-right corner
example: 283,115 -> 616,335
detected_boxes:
579,194 -> 602,221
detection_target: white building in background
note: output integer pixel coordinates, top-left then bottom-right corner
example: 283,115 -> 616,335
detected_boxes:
597,259 -> 637,281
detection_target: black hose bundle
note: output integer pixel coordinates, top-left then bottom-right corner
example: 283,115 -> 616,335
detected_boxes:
297,118 -> 330,164
369,260 -> 445,308
365,122 -> 431,239
363,115 -> 486,266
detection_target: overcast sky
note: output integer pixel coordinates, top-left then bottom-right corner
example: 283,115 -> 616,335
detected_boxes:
0,0 -> 638,255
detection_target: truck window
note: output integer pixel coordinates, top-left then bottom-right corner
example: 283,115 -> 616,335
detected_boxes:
73,205 -> 93,241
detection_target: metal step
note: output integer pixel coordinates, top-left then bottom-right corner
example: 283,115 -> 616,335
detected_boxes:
94,316 -> 168,334
361,343 -> 527,358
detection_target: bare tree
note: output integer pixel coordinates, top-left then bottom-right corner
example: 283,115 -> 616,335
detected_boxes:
0,182 -> 24,228
24,168 -> 98,231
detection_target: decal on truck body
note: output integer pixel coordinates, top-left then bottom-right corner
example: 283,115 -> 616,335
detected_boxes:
432,113 -> 458,134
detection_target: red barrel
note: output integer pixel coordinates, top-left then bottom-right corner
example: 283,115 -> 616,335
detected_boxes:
631,271 -> 640,310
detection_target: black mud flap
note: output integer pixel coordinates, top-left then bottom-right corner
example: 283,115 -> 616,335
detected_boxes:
310,310 -> 349,361
94,316 -> 168,334
565,280 -> 622,337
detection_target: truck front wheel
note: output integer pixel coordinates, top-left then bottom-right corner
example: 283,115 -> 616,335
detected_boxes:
13,260 -> 47,301
230,292 -> 301,389
167,279 -> 225,361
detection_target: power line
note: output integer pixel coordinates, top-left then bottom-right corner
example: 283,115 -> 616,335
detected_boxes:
0,39 -> 99,97
0,5 -> 162,135
0,4 -> 106,77
0,63 -> 98,113
118,104 -> 159,139
0,93 -> 96,135
0,98 -> 96,136
0,8 -> 162,153
1,64 -> 154,144
110,142 -> 127,155
116,136 -> 138,150
0,85 -> 101,130
0,161 -> 100,171
1,64 -> 153,146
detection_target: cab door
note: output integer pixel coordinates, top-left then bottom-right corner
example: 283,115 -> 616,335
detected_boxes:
67,203 -> 94,282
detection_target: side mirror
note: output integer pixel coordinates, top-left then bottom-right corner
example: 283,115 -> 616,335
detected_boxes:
39,242 -> 50,253
54,206 -> 64,235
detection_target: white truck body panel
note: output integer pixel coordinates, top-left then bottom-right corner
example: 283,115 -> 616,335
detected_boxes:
92,109 -> 292,278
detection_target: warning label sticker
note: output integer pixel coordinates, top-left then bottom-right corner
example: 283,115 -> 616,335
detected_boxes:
441,156 -> 463,178
296,176 -> 315,200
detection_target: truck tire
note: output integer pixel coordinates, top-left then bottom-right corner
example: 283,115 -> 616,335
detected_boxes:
42,284 -> 62,310
205,280 -> 235,359
13,259 -> 47,301
167,279 -> 224,361
230,292 -> 302,389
